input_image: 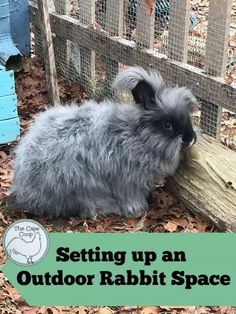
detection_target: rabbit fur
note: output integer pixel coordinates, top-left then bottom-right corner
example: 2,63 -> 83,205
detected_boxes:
9,67 -> 198,218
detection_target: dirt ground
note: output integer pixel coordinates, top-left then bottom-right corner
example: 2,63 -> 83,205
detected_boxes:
0,58 -> 235,313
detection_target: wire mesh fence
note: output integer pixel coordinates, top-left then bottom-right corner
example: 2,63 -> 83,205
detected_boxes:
30,0 -> 236,149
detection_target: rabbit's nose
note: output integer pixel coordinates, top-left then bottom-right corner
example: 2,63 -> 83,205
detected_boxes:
181,132 -> 197,149
181,140 -> 191,149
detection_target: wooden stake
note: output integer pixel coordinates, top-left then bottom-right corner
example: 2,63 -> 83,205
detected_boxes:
136,0 -> 155,49
205,0 -> 232,77
79,0 -> 96,96
53,0 -> 71,82
37,0 -> 60,104
105,0 -> 124,37
168,0 -> 190,62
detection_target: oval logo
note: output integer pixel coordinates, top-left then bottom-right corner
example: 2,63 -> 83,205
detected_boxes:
3,219 -> 49,266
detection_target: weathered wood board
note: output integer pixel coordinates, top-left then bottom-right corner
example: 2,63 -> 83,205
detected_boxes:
37,0 -> 60,104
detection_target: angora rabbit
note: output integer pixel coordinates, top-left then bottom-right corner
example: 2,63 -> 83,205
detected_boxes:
9,67 -> 198,218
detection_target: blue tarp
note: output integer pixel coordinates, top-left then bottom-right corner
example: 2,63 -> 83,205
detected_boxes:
0,0 -> 30,70
10,0 -> 30,56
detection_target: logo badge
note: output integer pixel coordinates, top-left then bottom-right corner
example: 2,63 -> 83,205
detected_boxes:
3,219 -> 49,266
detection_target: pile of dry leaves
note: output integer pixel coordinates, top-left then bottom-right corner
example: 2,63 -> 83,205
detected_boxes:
0,58 -> 234,314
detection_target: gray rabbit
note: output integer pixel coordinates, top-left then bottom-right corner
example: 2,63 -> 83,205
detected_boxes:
8,67 -> 198,218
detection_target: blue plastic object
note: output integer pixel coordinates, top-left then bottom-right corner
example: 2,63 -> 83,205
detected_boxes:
10,0 -> 30,57
0,0 -> 22,71
0,64 -> 20,144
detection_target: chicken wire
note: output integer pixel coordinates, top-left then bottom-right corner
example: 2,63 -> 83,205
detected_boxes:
30,0 -> 236,148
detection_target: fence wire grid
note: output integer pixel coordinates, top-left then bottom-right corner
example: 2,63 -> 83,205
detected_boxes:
30,0 -> 236,149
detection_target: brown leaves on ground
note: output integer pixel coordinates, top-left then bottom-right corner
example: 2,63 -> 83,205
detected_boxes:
0,151 -> 12,202
140,307 -> 159,314
0,58 -> 231,313
15,57 -> 85,136
52,189 -> 210,235
0,272 -> 24,314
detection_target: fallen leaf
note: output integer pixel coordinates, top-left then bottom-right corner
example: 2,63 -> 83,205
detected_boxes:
160,306 -> 196,313
0,212 -> 10,225
97,308 -> 114,314
82,220 -> 90,232
69,217 -> 83,227
3,284 -> 23,302
140,307 -> 159,314
133,212 -> 147,231
164,221 -> 178,232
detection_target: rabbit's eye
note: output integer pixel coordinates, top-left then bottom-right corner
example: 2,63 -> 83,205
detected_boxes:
163,121 -> 172,129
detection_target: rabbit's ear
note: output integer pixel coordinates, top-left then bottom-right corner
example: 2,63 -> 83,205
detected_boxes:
131,80 -> 155,107
112,67 -> 164,109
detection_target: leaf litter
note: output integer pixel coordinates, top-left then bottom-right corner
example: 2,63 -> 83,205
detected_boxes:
0,55 -> 234,313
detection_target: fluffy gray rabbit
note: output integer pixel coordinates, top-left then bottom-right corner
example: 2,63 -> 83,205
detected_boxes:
9,67 -> 198,218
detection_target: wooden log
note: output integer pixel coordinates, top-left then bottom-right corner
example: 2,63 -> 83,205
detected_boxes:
37,0 -> 60,104
167,134 -> 236,232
